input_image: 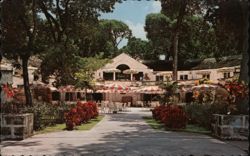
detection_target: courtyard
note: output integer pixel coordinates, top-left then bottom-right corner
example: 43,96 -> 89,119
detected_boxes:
1,0 -> 249,155
1,108 -> 248,156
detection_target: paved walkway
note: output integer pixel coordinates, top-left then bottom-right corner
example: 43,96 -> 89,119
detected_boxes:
1,108 -> 248,156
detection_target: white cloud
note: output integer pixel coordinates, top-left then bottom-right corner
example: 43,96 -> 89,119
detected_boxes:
125,20 -> 147,40
150,1 -> 161,13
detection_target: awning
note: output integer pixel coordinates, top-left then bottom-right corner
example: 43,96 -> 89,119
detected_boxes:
192,84 -> 217,91
135,86 -> 165,94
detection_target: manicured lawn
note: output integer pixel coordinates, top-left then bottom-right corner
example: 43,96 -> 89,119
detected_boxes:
143,116 -> 164,130
143,116 -> 211,134
76,116 -> 104,130
35,115 -> 104,134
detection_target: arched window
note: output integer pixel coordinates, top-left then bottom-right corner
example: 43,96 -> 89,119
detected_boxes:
116,64 -> 130,71
116,64 -> 130,80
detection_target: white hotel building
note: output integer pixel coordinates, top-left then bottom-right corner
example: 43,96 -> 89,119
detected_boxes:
94,53 -> 241,85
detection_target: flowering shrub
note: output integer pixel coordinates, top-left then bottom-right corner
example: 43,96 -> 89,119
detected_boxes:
64,101 -> 98,130
192,90 -> 214,104
2,83 -> 14,100
223,80 -> 249,114
1,84 -> 24,113
224,80 -> 248,102
152,104 -> 187,129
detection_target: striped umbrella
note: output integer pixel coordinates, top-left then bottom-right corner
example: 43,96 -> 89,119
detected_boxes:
58,85 -> 75,92
135,86 -> 165,94
104,84 -> 130,93
192,84 -> 217,91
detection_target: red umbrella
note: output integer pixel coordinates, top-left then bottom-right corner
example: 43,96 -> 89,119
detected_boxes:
135,86 -> 164,94
104,84 -> 130,93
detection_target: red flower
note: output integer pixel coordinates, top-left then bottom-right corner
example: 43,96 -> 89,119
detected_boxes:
65,101 -> 99,130
152,104 -> 187,129
2,83 -> 14,99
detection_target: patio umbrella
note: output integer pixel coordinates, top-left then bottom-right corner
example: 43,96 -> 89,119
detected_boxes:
135,86 -> 165,94
75,88 -> 93,93
104,83 -> 132,102
105,84 -> 130,93
191,84 -> 217,91
58,85 -> 75,92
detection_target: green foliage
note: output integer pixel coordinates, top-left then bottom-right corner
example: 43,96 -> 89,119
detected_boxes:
1,0 -> 43,59
184,103 -> 228,130
22,101 -> 72,130
205,0 -> 247,57
144,12 -> 219,61
179,16 -> 218,60
98,19 -> 132,58
35,115 -> 104,134
145,13 -> 172,58
119,37 -> 154,60
99,19 -> 132,47
1,0 -> 48,106
74,55 -> 111,89
40,42 -> 80,86
38,0 -> 119,85
159,81 -> 178,104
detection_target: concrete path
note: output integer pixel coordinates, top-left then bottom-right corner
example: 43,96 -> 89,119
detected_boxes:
1,108 -> 248,156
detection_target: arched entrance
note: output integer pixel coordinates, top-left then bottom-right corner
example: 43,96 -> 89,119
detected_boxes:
116,64 -> 130,80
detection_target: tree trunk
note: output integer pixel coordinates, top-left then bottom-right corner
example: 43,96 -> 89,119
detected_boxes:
239,45 -> 249,83
172,33 -> 179,81
85,87 -> 87,101
169,0 -> 187,82
238,2 -> 248,114
22,56 -> 33,106
239,3 -> 249,84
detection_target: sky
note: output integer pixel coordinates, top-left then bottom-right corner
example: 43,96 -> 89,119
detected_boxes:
100,0 -> 161,48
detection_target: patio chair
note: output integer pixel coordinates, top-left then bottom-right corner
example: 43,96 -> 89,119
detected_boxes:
125,102 -> 131,112
113,102 -> 118,113
122,102 -> 128,112
100,102 -> 106,113
107,102 -> 115,113
136,101 -> 145,111
116,102 -> 123,111
136,101 -> 144,107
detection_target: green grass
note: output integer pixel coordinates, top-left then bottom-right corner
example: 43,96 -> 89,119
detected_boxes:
184,124 -> 211,134
143,116 -> 165,130
35,115 -> 104,134
143,116 -> 211,134
34,123 -> 66,134
76,115 -> 104,130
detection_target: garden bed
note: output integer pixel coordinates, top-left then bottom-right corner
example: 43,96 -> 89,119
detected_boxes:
35,115 -> 104,134
143,116 -> 211,134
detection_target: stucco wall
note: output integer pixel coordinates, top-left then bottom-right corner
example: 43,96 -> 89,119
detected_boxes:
155,66 -> 238,82
94,53 -> 239,83
0,70 -> 13,85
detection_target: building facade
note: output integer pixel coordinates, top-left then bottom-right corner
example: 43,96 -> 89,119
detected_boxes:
94,53 -> 241,85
